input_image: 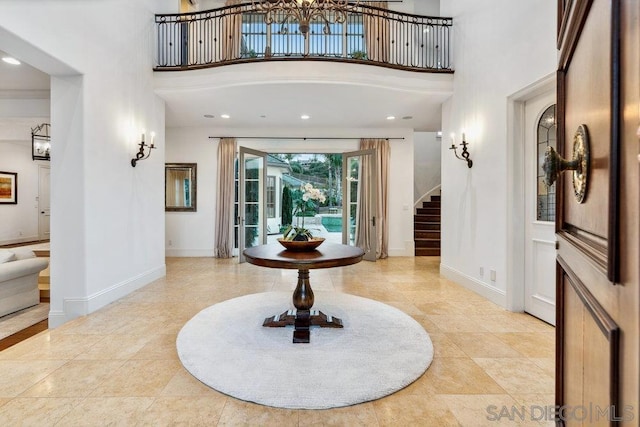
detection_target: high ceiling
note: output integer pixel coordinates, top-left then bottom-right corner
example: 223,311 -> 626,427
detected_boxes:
0,49 -> 50,92
0,49 -> 449,132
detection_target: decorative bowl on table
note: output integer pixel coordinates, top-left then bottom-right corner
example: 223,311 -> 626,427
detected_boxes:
277,237 -> 325,252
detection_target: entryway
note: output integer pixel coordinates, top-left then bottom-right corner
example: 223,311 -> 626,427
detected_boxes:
507,74 -> 557,326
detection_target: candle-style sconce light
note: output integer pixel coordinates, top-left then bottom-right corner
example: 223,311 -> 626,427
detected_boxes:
131,131 -> 156,167
449,132 -> 473,168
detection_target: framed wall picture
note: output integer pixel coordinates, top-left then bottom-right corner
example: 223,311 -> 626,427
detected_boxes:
0,171 -> 17,204
165,163 -> 197,212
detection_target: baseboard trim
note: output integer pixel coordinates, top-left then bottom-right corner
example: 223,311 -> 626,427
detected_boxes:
0,235 -> 41,247
440,263 -> 507,308
48,264 -> 166,328
165,249 -> 215,257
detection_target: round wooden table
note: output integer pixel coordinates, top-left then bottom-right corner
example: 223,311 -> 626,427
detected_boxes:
243,242 -> 365,343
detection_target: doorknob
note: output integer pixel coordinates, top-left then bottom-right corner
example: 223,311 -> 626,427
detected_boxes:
542,124 -> 590,203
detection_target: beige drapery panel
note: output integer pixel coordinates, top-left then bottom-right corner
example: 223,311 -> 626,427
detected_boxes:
359,138 -> 390,259
222,0 -> 242,61
166,169 -> 190,207
363,1 -> 389,63
214,138 -> 237,258
354,153 -> 374,257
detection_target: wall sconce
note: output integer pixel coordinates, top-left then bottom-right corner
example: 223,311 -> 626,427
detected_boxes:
131,131 -> 156,167
449,132 -> 473,168
31,123 -> 51,161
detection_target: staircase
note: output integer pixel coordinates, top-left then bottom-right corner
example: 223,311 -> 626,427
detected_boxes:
414,195 -> 441,256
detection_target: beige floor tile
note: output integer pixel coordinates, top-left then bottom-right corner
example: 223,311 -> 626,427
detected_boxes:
411,314 -> 442,334
0,397 -> 82,426
130,334 -> 180,360
217,399 -> 299,426
54,397 -> 155,426
0,257 -> 558,422
528,358 -> 556,377
372,394 -> 460,426
73,333 -> 154,360
473,358 -> 554,395
89,359 -> 182,397
440,394 -> 544,426
140,396 -> 228,425
493,332 -> 555,358
298,403 -> 379,426
160,369 -> 228,397
428,333 -> 467,358
447,333 -> 524,358
423,358 -> 506,394
426,315 -> 490,333
0,360 -> 68,397
20,360 -> 125,398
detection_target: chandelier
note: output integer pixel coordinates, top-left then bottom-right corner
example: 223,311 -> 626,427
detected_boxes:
253,0 -> 361,38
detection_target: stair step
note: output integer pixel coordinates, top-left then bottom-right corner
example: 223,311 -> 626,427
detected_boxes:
422,201 -> 441,208
415,230 -> 440,239
415,239 -> 440,248
33,249 -> 50,257
416,207 -> 440,215
430,195 -> 441,201
415,247 -> 441,256
415,214 -> 440,222
415,222 -> 441,231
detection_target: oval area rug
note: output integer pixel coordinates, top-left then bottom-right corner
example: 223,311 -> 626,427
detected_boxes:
177,291 -> 433,409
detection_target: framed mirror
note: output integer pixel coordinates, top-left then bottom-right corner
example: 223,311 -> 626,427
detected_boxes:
165,163 -> 197,212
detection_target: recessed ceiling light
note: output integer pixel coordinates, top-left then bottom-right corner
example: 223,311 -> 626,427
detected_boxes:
301,114 -> 310,120
220,114 -> 230,119
2,57 -> 20,65
203,114 -> 214,118
402,116 -> 413,120
386,116 -> 396,120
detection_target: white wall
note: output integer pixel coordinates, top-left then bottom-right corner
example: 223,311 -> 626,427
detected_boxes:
413,131 -> 441,204
165,127 -> 415,257
165,127 -> 217,256
439,0 -> 556,306
0,0 -> 177,326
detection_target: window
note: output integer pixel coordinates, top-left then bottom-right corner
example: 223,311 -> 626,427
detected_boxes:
536,104 -> 557,222
266,175 -> 276,218
241,12 -> 364,58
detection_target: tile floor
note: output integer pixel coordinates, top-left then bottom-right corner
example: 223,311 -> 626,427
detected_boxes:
0,256 -> 555,426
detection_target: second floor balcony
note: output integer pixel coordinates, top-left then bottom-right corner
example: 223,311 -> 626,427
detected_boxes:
155,3 -> 453,73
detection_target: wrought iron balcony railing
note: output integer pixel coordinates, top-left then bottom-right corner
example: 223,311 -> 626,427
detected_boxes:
155,3 -> 452,73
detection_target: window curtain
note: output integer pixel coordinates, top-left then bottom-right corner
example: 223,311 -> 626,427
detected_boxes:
363,1 -> 389,63
222,0 -> 242,61
214,138 -> 237,258
359,138 -> 390,259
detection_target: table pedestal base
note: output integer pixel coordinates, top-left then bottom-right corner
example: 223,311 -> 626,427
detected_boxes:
262,268 -> 343,343
263,309 -> 343,344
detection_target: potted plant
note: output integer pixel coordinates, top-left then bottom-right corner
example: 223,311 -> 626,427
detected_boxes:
281,183 -> 326,242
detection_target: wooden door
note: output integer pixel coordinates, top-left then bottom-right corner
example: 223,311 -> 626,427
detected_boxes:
556,0 -> 638,425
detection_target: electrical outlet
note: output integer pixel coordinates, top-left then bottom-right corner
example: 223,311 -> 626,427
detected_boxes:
490,270 -> 496,281
480,267 -> 484,277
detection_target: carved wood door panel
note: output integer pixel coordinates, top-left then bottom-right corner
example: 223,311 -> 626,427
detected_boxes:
555,0 -> 638,425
